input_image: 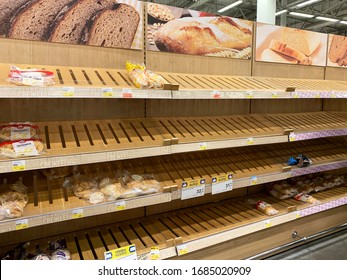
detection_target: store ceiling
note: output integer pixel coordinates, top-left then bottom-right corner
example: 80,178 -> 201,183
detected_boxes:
150,0 -> 347,35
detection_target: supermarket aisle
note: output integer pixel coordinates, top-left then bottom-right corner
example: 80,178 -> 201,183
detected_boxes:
267,229 -> 347,260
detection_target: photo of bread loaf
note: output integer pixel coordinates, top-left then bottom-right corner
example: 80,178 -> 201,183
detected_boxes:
0,0 -> 143,50
327,34 -> 347,67
256,23 -> 327,66
147,3 -> 252,59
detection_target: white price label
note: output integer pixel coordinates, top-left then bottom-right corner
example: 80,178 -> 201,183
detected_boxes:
12,140 -> 38,156
264,220 -> 272,228
12,160 -> 26,171
289,132 -> 296,142
245,91 -> 253,98
63,87 -> 74,97
181,179 -> 205,200
149,247 -> 161,260
247,137 -> 254,145
176,244 -> 189,256
122,88 -> 133,98
199,142 -> 207,150
292,92 -> 299,98
212,90 -> 221,98
314,92 -> 321,98
116,201 -> 126,211
251,176 -> 258,185
271,92 -> 278,98
72,208 -> 84,219
16,219 -> 28,230
102,88 -> 114,97
294,211 -> 301,219
212,174 -> 233,195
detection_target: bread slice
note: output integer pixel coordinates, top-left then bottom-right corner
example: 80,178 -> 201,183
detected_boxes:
328,34 -> 347,64
85,4 -> 140,48
0,0 -> 30,36
280,27 -> 321,56
261,48 -> 298,64
269,39 -> 307,62
49,0 -> 118,44
9,0 -> 75,40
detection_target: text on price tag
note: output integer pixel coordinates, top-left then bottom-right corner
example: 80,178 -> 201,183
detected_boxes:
116,201 -> 126,211
149,247 -> 161,260
181,179 -> 205,200
211,173 -> 233,195
251,176 -> 258,185
122,88 -> 133,98
101,88 -> 114,97
16,219 -> 29,230
212,90 -> 221,98
12,160 -> 26,171
72,208 -> 84,219
176,244 -> 189,256
63,87 -> 74,97
104,244 -> 137,260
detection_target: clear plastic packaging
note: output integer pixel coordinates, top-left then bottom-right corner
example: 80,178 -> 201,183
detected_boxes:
62,174 -> 99,200
0,122 -> 39,141
8,65 -> 54,86
0,181 -> 28,219
121,172 -> 162,197
41,166 -> 74,179
247,199 -> 279,216
98,177 -> 123,201
294,193 -> 320,205
0,138 -> 46,158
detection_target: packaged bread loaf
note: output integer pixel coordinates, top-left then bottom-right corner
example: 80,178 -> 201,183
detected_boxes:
121,173 -> 162,197
0,181 -> 28,219
98,177 -> 123,201
294,193 -> 320,205
0,138 -> 45,158
255,200 -> 279,216
41,166 -> 73,179
0,122 -> 39,140
8,66 -> 54,86
63,174 -> 98,200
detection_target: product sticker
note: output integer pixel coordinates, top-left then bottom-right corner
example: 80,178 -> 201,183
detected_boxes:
11,126 -> 30,140
181,179 -> 205,200
264,220 -> 272,228
15,219 -> 29,230
289,132 -> 296,142
199,142 -> 207,150
149,247 -> 161,260
212,90 -> 221,98
294,211 -> 301,219
101,88 -> 114,97
12,160 -> 26,172
271,92 -> 278,98
104,244 -> 137,260
176,244 -> 189,256
63,87 -> 74,97
251,176 -> 258,185
292,92 -> 299,98
245,91 -> 253,98
122,88 -> 133,98
12,140 -> 38,156
22,77 -> 44,87
211,173 -> 233,195
247,137 -> 254,145
71,208 -> 84,219
115,201 -> 126,211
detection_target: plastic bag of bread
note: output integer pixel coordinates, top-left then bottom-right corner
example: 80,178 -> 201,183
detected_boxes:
0,138 -> 45,158
62,174 -> 99,200
126,61 -> 150,88
145,70 -> 168,88
246,199 -> 279,216
0,181 -> 28,219
0,122 -> 39,141
294,193 -> 320,205
122,173 -> 162,197
8,65 -> 54,86
268,189 -> 290,200
98,177 -> 123,201
271,181 -> 298,197
41,166 -> 74,179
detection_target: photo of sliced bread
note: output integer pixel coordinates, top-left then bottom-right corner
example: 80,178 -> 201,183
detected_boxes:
85,3 -> 139,48
0,0 -> 30,36
9,0 -> 75,40
328,34 -> 347,65
280,27 -> 321,56
269,39 -> 307,62
261,48 -> 298,64
49,0 -> 118,44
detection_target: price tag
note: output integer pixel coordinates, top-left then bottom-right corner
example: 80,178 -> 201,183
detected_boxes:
63,87 -> 74,97
211,174 -> 233,195
251,176 -> 258,185
72,208 -> 84,219
122,88 -> 133,98
314,92 -> 321,98
264,220 -> 272,228
149,247 -> 161,260
12,160 -> 26,172
245,91 -> 253,98
12,140 -> 38,156
294,211 -> 301,219
104,244 -> 137,260
289,132 -> 296,142
181,179 -> 205,200
176,244 -> 189,256
247,137 -> 254,145
271,92 -> 278,98
116,201 -> 126,211
15,219 -> 28,230
212,90 -> 221,98
292,92 -> 299,98
101,88 -> 114,97
199,142 -> 207,150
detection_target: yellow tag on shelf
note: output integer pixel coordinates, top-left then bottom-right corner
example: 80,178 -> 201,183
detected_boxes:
292,92 -> 299,98
294,212 -> 301,219
314,93 -> 321,98
72,208 -> 84,219
102,88 -> 114,97
211,173 -> 233,195
15,219 -> 28,230
63,87 -> 74,97
251,176 -> 258,185
176,244 -> 189,256
289,132 -> 296,142
150,247 -> 160,260
12,160 -> 26,172
104,244 -> 137,260
271,92 -> 278,98
116,201 -> 126,211
265,220 -> 272,228
199,142 -> 207,150
245,91 -> 253,98
247,137 -> 254,145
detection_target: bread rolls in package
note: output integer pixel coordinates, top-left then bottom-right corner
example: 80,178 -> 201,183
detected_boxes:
8,65 -> 54,86
121,172 -> 162,197
0,138 -> 46,158
0,122 -> 39,141
0,181 -> 28,220
246,199 -> 279,216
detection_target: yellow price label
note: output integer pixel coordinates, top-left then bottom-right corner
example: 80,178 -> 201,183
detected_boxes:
247,137 -> 254,145
271,92 -> 278,98
176,245 -> 189,256
245,91 -> 253,98
12,160 -> 26,172
251,176 -> 258,185
102,88 -> 113,97
150,247 -> 160,260
289,132 -> 296,142
15,219 -> 28,230
199,142 -> 207,150
116,201 -> 126,211
294,212 -> 301,219
63,87 -> 74,97
292,93 -> 299,98
265,220 -> 272,228
72,209 -> 84,219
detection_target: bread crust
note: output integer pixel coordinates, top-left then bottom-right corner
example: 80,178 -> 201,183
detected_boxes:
328,34 -> 347,65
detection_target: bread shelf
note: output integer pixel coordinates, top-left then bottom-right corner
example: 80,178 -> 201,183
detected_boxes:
0,137 -> 346,234
0,112 -> 346,173
1,185 -> 345,260
1,63 -> 347,99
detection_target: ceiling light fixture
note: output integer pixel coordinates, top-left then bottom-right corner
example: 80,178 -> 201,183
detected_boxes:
296,0 -> 320,8
289,12 -> 314,18
340,20 -> 347,24
275,10 -> 288,16
316,16 -> 339,22
217,0 -> 243,13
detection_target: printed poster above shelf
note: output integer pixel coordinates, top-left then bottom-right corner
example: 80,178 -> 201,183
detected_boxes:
0,0 -> 143,50
146,2 -> 253,60
255,22 -> 328,67
327,34 -> 347,68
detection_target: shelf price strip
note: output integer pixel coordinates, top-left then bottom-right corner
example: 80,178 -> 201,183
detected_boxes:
104,244 -> 137,260
211,173 -> 233,195
181,179 -> 206,200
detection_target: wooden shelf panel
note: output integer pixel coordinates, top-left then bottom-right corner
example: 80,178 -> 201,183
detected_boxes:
1,186 -> 345,260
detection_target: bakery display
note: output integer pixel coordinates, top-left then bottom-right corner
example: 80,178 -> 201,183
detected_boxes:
328,34 -> 347,67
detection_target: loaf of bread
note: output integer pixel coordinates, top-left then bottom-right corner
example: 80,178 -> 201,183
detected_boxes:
280,27 -> 321,56
9,0 -> 74,40
41,166 -> 73,179
0,0 -> 28,35
255,200 -> 278,216
0,139 -> 44,158
269,39 -> 312,64
261,48 -> 298,64
63,175 -> 98,199
328,34 -> 347,66
84,3 -> 140,48
154,16 -> 252,55
49,0 -> 118,44
98,178 -> 123,200
0,122 -> 39,140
